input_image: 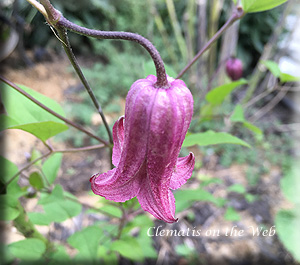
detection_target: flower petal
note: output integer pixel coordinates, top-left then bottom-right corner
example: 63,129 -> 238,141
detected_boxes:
169,152 -> 195,190
112,116 -> 125,167
137,164 -> 178,223
90,166 -> 143,202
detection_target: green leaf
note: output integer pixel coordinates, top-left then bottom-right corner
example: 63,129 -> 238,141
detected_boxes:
29,185 -> 81,225
245,193 -> 258,203
5,121 -> 68,142
176,244 -> 195,257
67,225 -> 103,260
100,204 -> 122,218
230,104 -> 245,122
0,83 -> 68,141
0,195 -> 20,220
230,105 -> 263,135
42,153 -> 63,184
1,83 -> 66,123
261,60 -> 300,83
111,238 -> 144,262
183,131 -> 251,148
175,189 -> 226,212
243,121 -> 263,135
48,245 -> 71,265
275,209 -> 300,262
280,163 -> 300,205
227,184 -> 246,194
0,156 -> 24,200
8,238 -> 46,260
29,172 -> 44,190
280,73 -> 300,83
261,60 -> 281,77
0,156 -> 19,185
241,0 -> 287,13
205,79 -> 247,106
224,207 -> 241,221
97,245 -> 119,264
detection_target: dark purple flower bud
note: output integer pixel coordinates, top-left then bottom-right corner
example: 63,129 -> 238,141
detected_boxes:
90,75 -> 195,223
226,57 -> 243,81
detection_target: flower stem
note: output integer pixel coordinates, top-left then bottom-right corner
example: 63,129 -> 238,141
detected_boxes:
56,17 -> 169,87
176,6 -> 244,79
0,76 -> 109,146
27,0 -> 169,87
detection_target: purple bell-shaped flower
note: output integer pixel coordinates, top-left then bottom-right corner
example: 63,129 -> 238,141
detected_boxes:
90,75 -> 195,223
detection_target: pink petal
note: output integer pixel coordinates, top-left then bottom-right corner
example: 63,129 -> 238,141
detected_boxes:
112,116 -> 125,167
169,153 -> 195,190
137,164 -> 177,223
90,167 -> 143,202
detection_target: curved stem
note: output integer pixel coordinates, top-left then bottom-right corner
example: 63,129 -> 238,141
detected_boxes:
176,7 -> 244,79
56,17 -> 169,88
0,76 -> 109,146
55,27 -> 113,144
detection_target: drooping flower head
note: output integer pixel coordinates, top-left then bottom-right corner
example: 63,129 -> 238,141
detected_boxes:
90,75 -> 195,223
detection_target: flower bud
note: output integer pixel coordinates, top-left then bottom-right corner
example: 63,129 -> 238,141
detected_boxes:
226,57 -> 243,81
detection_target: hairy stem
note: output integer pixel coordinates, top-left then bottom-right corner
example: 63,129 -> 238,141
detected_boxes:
176,6 -> 244,79
56,27 -> 113,144
0,76 -> 109,146
56,17 -> 168,87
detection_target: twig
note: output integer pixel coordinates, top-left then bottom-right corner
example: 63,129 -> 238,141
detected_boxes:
0,76 -> 109,146
1,144 -> 106,192
249,87 -> 289,122
176,6 -> 244,79
55,27 -> 113,144
116,203 -> 127,239
31,0 -> 169,87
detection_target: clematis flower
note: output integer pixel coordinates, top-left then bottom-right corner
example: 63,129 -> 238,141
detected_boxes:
90,75 -> 195,223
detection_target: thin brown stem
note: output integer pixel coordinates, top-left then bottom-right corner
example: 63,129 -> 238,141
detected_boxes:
56,17 -> 168,87
0,76 -> 109,146
116,203 -> 127,240
30,0 -> 168,87
249,86 -> 289,122
1,144 -> 106,193
176,6 -> 244,79
55,27 -> 113,144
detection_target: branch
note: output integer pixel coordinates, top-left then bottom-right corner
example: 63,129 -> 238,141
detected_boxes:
1,144 -> 106,191
55,27 -> 113,144
176,6 -> 244,79
0,76 -> 109,146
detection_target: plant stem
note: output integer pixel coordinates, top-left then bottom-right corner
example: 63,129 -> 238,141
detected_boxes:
0,76 -> 109,146
55,27 -> 113,145
116,203 -> 127,240
2,144 -> 106,191
176,6 -> 244,79
56,17 -> 168,87
13,201 -> 53,251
